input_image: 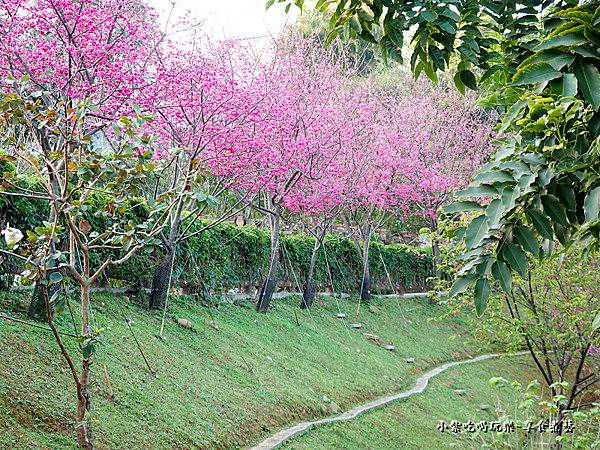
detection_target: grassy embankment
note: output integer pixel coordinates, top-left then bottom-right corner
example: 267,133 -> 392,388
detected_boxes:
0,289 -> 524,449
282,355 -> 538,450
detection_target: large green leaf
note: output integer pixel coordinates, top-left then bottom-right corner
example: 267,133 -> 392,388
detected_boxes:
443,201 -> 485,213
593,310 -> 600,331
474,278 -> 491,317
455,185 -> 499,197
473,170 -> 514,184
465,215 -> 489,249
513,226 -> 539,255
420,9 -> 438,22
584,186 -> 600,222
429,45 -> 445,70
574,61 -> 600,110
541,194 -> 567,226
593,5 -> 600,26
491,261 -> 512,294
449,274 -> 481,298
459,70 -> 478,91
509,62 -> 562,86
526,209 -> 554,240
534,32 -> 587,51
559,73 -> 578,98
501,186 -> 518,210
486,198 -> 505,226
555,184 -> 576,211
453,70 -> 466,95
519,49 -> 575,71
502,243 -> 528,278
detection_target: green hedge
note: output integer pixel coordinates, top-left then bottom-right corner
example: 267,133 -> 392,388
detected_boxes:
170,220 -> 433,295
1,177 -> 433,295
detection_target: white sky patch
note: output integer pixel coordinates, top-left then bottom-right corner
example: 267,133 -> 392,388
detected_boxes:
146,0 -> 301,41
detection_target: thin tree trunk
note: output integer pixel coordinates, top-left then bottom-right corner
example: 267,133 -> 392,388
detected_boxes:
360,233 -> 371,304
149,192 -> 184,309
149,248 -> 174,309
77,281 -> 93,449
257,204 -> 281,314
301,237 -> 320,309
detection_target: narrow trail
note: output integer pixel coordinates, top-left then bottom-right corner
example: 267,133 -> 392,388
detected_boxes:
248,351 -> 529,450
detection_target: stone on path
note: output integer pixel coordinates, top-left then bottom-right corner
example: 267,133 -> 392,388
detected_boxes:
177,318 -> 192,329
363,333 -> 379,340
349,323 -> 361,328
335,313 -> 346,319
480,404 -> 490,410
369,306 -> 381,314
322,395 -> 330,403
384,345 -> 395,351
404,358 -> 415,363
322,402 -> 341,414
453,389 -> 466,395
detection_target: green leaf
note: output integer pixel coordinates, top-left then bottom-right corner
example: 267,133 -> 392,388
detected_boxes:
513,226 -> 539,255
465,215 -> 488,250
453,71 -> 466,95
491,261 -> 512,294
459,70 -> 478,91
429,46 -> 445,70
431,32 -> 453,51
554,222 -> 570,246
509,62 -> 562,86
449,274 -> 481,298
455,185 -> 498,197
501,187 -> 518,211
420,9 -> 438,22
500,98 -> 530,133
81,342 -> 95,359
457,44 -> 478,64
349,15 -> 363,33
555,184 -> 576,211
584,186 -> 600,222
358,4 -> 374,22
438,8 -> 461,22
593,310 -> 600,331
526,209 -> 554,240
473,170 -> 514,184
541,194 -> 567,226
461,35 -> 480,53
486,198 -> 505,226
558,73 -> 578,98
534,32 -> 587,51
502,243 -> 528,278
574,61 -> 600,110
593,5 -> 600,26
49,271 -> 63,284
474,278 -> 491,316
519,49 -> 575,71
443,201 -> 485,213
388,27 -> 403,48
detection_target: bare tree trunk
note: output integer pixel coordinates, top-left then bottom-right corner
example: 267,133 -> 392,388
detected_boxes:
149,247 -> 174,309
257,203 -> 281,314
360,233 -> 371,304
149,192 -> 184,309
77,281 -> 93,449
301,237 -> 320,309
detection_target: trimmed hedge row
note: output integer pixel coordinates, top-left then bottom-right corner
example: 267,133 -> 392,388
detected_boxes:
1,178 -> 433,295
171,220 -> 433,295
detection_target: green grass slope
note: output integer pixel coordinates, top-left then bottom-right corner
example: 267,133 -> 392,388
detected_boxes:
282,355 -> 538,450
0,291 -> 494,450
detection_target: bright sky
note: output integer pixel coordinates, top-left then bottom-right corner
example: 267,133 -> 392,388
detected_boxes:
146,0 -> 301,41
